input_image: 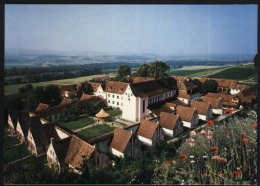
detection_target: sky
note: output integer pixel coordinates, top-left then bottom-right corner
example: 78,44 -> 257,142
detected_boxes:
5,5 -> 258,56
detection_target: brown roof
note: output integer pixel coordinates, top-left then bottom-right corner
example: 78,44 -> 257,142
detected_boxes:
60,98 -> 73,106
30,122 -> 60,148
190,101 -> 211,115
235,84 -> 248,91
64,135 -> 95,169
80,94 -> 104,102
166,99 -> 188,107
176,106 -> 197,122
178,90 -> 190,99
132,77 -> 155,83
159,112 -> 179,130
202,96 -> 222,109
148,104 -> 174,117
104,81 -> 129,95
199,78 -> 238,89
110,128 -> 132,153
137,119 -> 158,139
172,76 -> 188,81
206,93 -> 239,107
177,80 -> 198,91
130,77 -> 177,98
88,82 -> 102,92
35,103 -> 50,112
52,137 -> 71,163
95,109 -> 110,118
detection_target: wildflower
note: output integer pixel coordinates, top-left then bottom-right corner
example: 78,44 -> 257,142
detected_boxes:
190,156 -> 194,159
207,120 -> 214,126
219,158 -> 227,164
252,123 -> 257,129
207,130 -> 213,135
243,138 -> 249,143
190,160 -> 195,163
218,172 -> 224,177
180,153 -> 187,160
207,135 -> 213,140
162,162 -> 170,167
200,129 -> 206,135
210,145 -> 218,152
190,131 -> 196,136
212,156 -> 220,160
203,156 -> 208,159
234,171 -> 241,177
241,133 -> 246,137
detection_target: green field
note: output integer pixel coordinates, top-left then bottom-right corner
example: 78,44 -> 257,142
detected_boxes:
168,66 -> 227,77
207,64 -> 257,80
107,109 -> 122,117
77,124 -> 114,140
58,116 -> 95,130
4,73 -> 116,96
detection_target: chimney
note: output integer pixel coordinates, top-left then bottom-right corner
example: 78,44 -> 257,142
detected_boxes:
50,137 -> 54,144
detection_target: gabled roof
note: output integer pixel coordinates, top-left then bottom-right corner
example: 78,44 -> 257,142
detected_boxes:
52,137 -> 71,163
148,104 -> 174,117
104,81 -> 129,95
64,135 -> 95,169
30,122 -> 60,148
95,109 -> 110,118
130,77 -> 177,98
177,80 -> 198,91
159,112 -> 179,130
176,106 -> 197,122
137,119 -> 158,139
178,90 -> 190,99
80,94 -> 104,103
166,99 -> 188,107
206,93 -> 239,107
202,96 -> 222,109
132,77 -> 155,83
88,82 -> 102,92
190,101 -> 211,115
60,98 -> 73,106
110,128 -> 132,153
35,103 -> 50,112
235,84 -> 248,91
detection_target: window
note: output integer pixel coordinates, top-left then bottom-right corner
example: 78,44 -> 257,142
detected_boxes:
108,94 -> 110,97
117,102 -> 119,105
113,101 -> 114,104
108,100 -> 110,103
112,95 -> 114,98
117,96 -> 119,99
143,100 -> 145,113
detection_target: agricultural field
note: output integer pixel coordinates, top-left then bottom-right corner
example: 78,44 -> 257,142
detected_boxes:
76,124 -> 114,140
207,64 -> 257,80
4,73 -> 116,95
58,116 -> 95,130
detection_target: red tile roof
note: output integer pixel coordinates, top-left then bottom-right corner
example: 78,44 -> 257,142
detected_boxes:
202,96 -> 222,109
190,101 -> 211,115
132,77 -> 155,83
104,81 -> 129,95
88,82 -> 102,92
35,103 -> 50,112
60,98 -> 73,106
176,106 -> 197,122
137,119 -> 158,139
110,128 -> 132,153
159,112 -> 179,130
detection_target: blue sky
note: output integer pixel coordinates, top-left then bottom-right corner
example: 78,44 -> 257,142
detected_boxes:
5,5 -> 257,56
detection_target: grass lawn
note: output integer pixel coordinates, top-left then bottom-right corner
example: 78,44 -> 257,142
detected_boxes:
77,124 -> 115,140
4,143 -> 32,164
107,109 -> 122,117
58,116 -> 95,130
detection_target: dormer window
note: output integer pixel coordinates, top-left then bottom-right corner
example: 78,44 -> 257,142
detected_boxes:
121,88 -> 124,91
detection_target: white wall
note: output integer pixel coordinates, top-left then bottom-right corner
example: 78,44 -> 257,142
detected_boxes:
162,127 -> 174,137
27,129 -> 37,155
137,135 -> 153,146
122,85 -> 138,122
109,147 -> 124,158
212,108 -> 223,115
8,114 -> 15,132
178,97 -> 189,104
55,128 -> 70,139
230,89 -> 241,95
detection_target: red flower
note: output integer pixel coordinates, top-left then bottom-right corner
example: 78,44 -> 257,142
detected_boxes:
162,162 -> 170,167
210,146 -> 218,152
241,133 -> 246,137
180,153 -> 187,160
211,156 -> 220,160
218,158 -> 227,164
243,138 -> 249,143
234,171 -> 241,177
252,124 -> 257,129
207,120 -> 214,127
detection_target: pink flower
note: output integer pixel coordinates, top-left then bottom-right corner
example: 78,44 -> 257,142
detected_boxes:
190,131 -> 196,136
200,130 -> 206,135
212,155 -> 220,160
207,135 -> 213,140
207,130 -> 213,135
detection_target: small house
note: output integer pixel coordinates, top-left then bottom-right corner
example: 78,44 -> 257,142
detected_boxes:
190,101 -> 212,121
159,112 -> 183,137
202,96 -> 223,115
176,106 -> 199,128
